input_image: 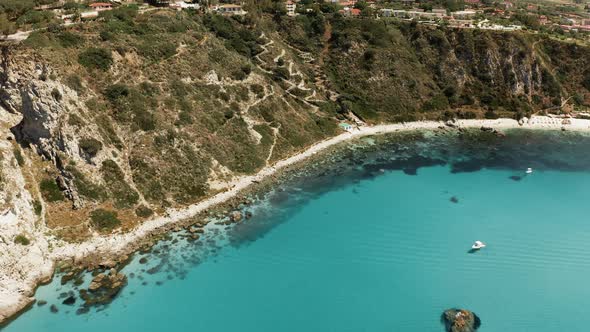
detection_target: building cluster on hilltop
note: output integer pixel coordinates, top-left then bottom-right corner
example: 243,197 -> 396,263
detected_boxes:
281,0 -> 590,34
24,0 -> 590,37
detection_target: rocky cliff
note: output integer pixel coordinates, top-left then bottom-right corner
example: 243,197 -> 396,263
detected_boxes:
1,9 -> 589,241
322,19 -> 590,121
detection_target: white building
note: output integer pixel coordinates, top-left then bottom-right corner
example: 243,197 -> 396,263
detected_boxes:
216,4 -> 246,15
451,10 -> 479,19
170,1 -> 200,10
286,0 -> 296,16
380,9 -> 444,19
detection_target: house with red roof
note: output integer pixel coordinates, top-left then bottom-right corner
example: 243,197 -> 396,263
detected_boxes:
339,0 -> 357,7
339,7 -> 361,17
89,2 -> 113,11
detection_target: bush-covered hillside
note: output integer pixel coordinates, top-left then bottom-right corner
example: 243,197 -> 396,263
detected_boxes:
1,6 -> 589,241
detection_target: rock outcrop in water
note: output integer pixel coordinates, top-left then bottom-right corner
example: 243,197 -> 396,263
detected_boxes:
79,268 -> 127,307
441,308 -> 481,332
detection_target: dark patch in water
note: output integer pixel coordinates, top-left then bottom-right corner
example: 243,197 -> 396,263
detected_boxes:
62,296 -> 76,306
467,249 -> 479,254
509,175 -> 522,181
451,160 -> 483,173
403,168 -> 417,175
75,307 -> 89,315
450,196 -> 459,204
363,156 -> 446,176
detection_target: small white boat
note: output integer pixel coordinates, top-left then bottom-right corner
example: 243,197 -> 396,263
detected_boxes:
471,241 -> 486,250
526,167 -> 533,174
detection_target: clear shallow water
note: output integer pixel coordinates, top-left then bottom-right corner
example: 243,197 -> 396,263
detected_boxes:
5,130 -> 590,332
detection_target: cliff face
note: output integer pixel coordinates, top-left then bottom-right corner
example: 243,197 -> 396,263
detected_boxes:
323,20 -> 590,121
0,51 -> 54,321
0,10 -> 339,242
1,13 -> 589,243
1,11 -> 589,242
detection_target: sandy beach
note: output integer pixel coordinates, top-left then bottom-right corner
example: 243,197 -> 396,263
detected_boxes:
2,116 -> 590,324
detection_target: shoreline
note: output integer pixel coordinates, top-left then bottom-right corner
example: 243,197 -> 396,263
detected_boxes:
2,116 -> 590,325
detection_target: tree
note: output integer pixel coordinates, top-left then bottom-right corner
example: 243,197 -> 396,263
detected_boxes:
78,48 -> 113,71
0,14 -> 15,37
0,0 -> 35,20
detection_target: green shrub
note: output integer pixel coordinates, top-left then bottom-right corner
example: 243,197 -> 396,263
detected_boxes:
458,111 -> 477,119
13,147 -> 24,167
57,31 -> 84,48
68,113 -> 85,127
484,110 -> 499,119
104,84 -> 130,102
90,209 -> 121,231
231,69 -> 248,81
79,138 -> 102,157
78,47 -> 113,71
65,74 -> 84,94
99,30 -> 114,41
272,67 -> 290,81
100,160 -> 139,208
203,14 -> 261,58
23,31 -> 56,48
66,166 -> 107,201
16,10 -> 54,27
133,111 -> 156,131
137,41 -> 177,61
140,82 -> 159,96
135,205 -> 153,218
250,84 -> 264,97
421,94 -> 449,111
14,234 -> 30,246
40,178 -> 65,202
33,200 -> 42,216
175,111 -> 194,126
51,88 -> 62,101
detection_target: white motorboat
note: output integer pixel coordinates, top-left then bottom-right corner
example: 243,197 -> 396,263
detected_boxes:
526,167 -> 533,174
471,241 -> 486,250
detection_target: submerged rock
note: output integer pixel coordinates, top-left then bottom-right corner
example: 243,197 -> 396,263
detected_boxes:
80,269 -> 127,307
76,307 -> 90,315
450,196 -> 459,204
61,271 -> 75,285
509,175 -> 522,181
37,300 -> 47,306
62,296 -> 76,306
229,211 -> 243,222
50,304 -> 59,313
441,308 -> 481,332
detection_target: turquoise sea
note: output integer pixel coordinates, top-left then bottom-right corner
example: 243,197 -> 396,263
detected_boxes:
5,129 -> 590,332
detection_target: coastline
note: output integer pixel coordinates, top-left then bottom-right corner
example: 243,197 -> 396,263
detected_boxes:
2,116 -> 590,324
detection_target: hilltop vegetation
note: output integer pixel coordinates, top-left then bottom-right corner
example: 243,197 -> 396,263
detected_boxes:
1,6 -> 589,241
